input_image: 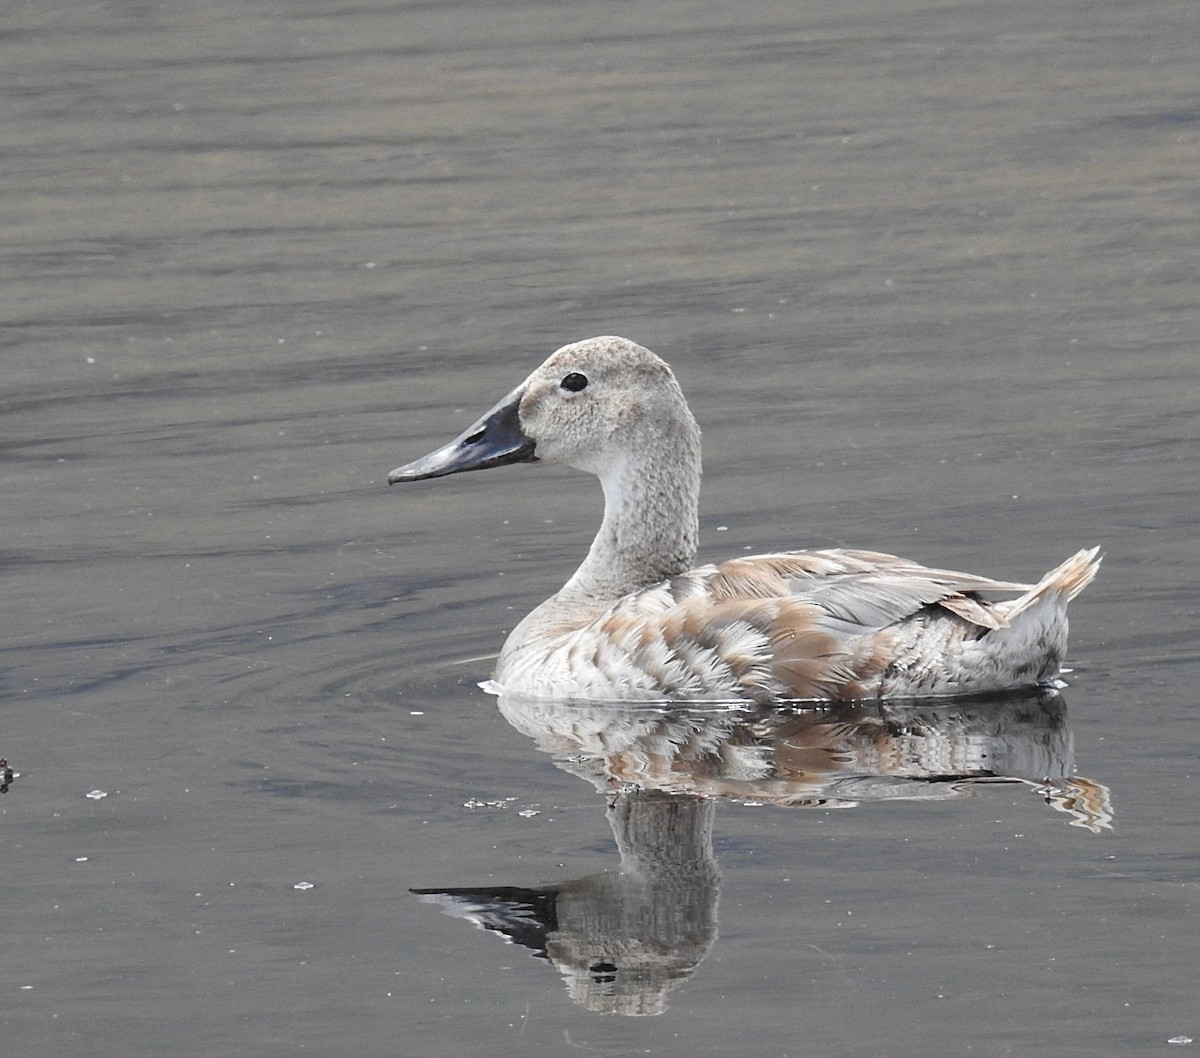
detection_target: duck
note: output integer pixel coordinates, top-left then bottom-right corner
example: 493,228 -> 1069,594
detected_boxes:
388,336 -> 1100,703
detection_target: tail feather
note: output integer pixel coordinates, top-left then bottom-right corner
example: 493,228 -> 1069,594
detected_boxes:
1003,546 -> 1102,622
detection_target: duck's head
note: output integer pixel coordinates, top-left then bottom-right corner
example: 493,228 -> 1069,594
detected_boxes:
388,336 -> 699,484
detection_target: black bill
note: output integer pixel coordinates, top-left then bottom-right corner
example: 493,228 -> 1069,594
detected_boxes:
388,387 -> 537,484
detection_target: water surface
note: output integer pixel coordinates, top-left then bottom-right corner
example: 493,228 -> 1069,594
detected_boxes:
3,1 -> 1197,1055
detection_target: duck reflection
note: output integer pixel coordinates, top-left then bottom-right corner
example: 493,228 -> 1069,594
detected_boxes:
415,789 -> 717,1016
496,689 -> 1111,821
413,690 -> 1110,1015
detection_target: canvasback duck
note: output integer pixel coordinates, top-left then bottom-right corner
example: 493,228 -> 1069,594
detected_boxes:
388,336 -> 1100,702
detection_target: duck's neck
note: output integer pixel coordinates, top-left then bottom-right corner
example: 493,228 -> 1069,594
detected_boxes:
497,399 -> 702,671
561,428 -> 702,605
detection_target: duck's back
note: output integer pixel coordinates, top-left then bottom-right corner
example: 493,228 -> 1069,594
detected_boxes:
494,547 -> 1100,703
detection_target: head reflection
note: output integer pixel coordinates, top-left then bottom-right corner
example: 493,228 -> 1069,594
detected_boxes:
417,789 -> 716,1016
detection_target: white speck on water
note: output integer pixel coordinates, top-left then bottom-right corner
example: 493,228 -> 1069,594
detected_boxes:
85,790 -> 107,800
293,881 -> 314,890
75,857 -> 88,862
517,809 -> 540,818
464,797 -> 516,810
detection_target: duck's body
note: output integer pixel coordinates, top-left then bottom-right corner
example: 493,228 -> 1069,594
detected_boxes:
389,336 -> 1099,703
494,546 -> 1099,702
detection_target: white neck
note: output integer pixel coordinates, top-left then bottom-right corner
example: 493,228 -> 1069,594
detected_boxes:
498,400 -> 703,668
561,447 -> 701,602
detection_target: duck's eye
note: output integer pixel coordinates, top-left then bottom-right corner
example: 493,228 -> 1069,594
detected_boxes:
560,372 -> 588,393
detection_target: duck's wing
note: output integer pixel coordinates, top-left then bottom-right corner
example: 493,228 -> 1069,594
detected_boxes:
583,549 -> 1039,701
700,549 -> 1033,631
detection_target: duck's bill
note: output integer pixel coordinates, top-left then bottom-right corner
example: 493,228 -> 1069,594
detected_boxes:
388,387 -> 537,483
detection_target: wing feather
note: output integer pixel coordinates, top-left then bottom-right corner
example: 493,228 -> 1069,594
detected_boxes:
574,549 -> 1038,700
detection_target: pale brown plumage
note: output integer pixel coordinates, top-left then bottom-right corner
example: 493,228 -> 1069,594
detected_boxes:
389,336 -> 1100,702
503,547 -> 1099,702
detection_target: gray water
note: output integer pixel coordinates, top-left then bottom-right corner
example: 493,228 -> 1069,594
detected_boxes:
4,0 -> 1198,1054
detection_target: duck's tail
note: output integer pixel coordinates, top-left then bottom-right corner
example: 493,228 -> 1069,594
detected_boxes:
1003,546 -> 1102,622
